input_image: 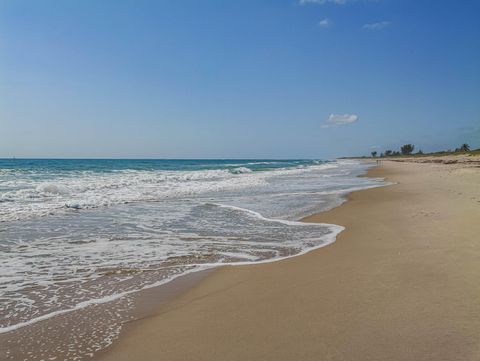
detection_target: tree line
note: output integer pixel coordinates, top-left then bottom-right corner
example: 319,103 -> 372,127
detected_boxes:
370,143 -> 471,158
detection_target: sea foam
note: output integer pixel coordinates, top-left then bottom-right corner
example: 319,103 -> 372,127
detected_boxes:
0,159 -> 385,360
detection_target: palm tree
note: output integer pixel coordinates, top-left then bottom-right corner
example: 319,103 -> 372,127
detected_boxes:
460,143 -> 470,152
371,151 -> 377,158
400,144 -> 414,155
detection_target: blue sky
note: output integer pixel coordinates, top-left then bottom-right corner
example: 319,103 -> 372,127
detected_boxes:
1,0 -> 479,158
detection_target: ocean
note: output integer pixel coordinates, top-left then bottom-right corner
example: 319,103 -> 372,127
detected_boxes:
0,158 -> 384,360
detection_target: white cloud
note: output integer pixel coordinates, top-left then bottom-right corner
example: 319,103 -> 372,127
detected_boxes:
321,113 -> 359,128
299,0 -> 348,5
362,21 -> 391,30
318,18 -> 333,28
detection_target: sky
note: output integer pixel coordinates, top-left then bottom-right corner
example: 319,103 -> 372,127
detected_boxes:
1,0 -> 479,159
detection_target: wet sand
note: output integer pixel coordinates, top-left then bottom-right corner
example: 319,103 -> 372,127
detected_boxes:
97,160 -> 480,361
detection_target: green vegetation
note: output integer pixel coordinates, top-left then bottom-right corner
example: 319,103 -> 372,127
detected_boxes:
342,144 -> 480,159
457,143 -> 470,152
400,144 -> 414,155
375,143 -> 479,158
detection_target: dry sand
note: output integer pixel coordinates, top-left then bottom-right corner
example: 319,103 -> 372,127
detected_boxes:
98,160 -> 480,361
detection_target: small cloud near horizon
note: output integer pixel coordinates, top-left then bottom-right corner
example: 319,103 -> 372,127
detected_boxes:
319,18 -> 333,28
321,113 -> 359,128
362,21 -> 391,30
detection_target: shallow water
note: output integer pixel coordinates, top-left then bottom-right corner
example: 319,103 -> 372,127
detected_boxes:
0,158 -> 384,360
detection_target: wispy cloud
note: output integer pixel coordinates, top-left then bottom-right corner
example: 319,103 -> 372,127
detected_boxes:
362,21 -> 391,30
321,113 -> 359,128
318,18 -> 333,28
299,0 -> 349,5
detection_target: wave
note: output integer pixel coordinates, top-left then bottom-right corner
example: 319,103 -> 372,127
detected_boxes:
0,158 -> 385,361
0,162 -> 337,222
0,203 -> 343,334
230,167 -> 253,174
37,183 -> 70,195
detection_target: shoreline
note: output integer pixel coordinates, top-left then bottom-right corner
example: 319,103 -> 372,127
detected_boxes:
89,163 -> 378,359
1,161 -> 379,361
97,159 -> 480,361
89,166 -> 372,359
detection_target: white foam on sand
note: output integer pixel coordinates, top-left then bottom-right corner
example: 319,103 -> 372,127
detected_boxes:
0,160 -> 384,341
0,206 -> 343,334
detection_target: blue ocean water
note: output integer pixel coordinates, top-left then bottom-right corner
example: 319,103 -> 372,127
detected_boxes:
0,159 -> 331,221
0,158 -> 385,360
0,158 -> 321,173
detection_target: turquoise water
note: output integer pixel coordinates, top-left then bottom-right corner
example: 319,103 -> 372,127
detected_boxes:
0,158 -> 320,172
0,159 -> 327,221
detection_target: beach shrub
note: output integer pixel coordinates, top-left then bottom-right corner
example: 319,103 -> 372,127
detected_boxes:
401,144 -> 415,155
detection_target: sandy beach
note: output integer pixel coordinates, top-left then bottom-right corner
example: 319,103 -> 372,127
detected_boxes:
3,2 -> 479,359
96,159 -> 480,361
